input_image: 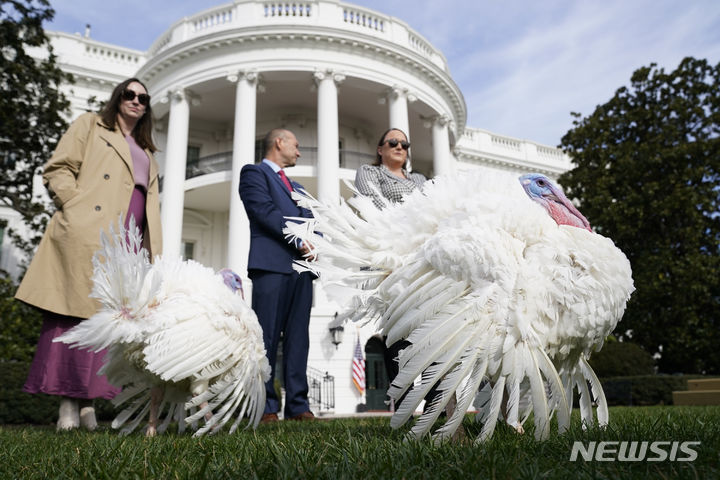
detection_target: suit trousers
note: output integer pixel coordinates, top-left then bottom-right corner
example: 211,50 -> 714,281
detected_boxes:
250,269 -> 314,418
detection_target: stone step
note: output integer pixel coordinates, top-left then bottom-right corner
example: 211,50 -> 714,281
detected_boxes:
672,390 -> 720,406
687,378 -> 720,391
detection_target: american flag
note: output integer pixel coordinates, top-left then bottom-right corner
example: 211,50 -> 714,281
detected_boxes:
351,336 -> 365,394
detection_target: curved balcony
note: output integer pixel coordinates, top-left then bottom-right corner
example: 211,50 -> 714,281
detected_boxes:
185,147 -> 375,180
140,0 -> 466,143
147,0 -> 449,71
454,128 -> 572,176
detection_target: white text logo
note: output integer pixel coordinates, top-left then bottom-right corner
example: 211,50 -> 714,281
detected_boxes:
569,441 -> 700,462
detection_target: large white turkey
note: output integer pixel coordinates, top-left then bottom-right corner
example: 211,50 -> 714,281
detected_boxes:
285,170 -> 634,443
55,219 -> 270,436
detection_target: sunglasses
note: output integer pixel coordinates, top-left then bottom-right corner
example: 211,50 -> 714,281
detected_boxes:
121,89 -> 150,106
384,138 -> 410,150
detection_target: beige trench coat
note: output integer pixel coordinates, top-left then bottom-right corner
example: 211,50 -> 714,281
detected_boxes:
15,113 -> 163,318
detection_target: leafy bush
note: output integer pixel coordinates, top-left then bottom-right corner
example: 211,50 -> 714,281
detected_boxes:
587,341 -> 703,406
589,340 -> 655,378
0,275 -> 43,362
0,361 -> 115,424
601,374 -> 706,406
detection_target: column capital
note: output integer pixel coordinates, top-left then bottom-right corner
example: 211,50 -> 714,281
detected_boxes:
387,85 -> 406,99
313,69 -> 346,85
226,70 -> 259,84
433,114 -> 450,126
385,85 -> 416,103
161,87 -> 201,106
421,114 -> 450,128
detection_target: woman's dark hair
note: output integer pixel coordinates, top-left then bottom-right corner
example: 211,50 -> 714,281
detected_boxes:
374,127 -> 409,168
100,77 -> 157,152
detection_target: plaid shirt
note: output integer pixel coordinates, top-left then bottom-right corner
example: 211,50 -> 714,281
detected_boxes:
354,164 -> 426,209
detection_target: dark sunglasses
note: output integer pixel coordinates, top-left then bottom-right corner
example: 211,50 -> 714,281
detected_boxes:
384,138 -> 410,150
121,89 -> 150,106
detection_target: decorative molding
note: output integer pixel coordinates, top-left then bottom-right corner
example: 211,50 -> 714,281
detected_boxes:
313,69 -> 346,86
434,114 -> 449,127
138,29 -> 465,133
161,87 -> 201,107
454,148 -> 564,177
226,70 -> 259,84
386,85 -> 417,104
421,114 -> 449,129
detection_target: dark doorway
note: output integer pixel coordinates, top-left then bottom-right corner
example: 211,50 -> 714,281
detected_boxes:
365,336 -> 390,411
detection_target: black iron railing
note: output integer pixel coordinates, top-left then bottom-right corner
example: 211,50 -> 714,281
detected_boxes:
184,148 -> 374,180
307,366 -> 335,411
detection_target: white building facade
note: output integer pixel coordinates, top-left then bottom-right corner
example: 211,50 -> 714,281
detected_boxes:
3,0 -> 573,416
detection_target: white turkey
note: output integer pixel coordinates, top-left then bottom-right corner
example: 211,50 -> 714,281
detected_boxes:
285,171 -> 634,443
55,219 -> 270,436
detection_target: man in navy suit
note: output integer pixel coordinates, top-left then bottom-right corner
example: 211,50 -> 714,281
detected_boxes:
239,128 -> 315,422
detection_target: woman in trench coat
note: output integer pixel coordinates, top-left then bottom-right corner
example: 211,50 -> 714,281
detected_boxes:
16,78 -> 163,430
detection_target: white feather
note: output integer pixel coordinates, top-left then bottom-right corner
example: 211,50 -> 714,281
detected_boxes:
285,170 -> 634,442
55,218 -> 270,436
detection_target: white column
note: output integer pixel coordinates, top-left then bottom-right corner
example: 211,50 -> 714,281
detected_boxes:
227,72 -> 257,277
160,88 -> 191,259
387,86 -> 416,170
387,86 -> 410,138
432,115 -> 452,177
314,70 -> 344,204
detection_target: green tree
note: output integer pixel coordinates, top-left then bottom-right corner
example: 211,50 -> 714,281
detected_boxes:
0,1 -> 72,362
559,57 -> 720,374
0,0 -> 72,264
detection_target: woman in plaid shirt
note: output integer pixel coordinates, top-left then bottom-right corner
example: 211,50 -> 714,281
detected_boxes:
354,128 -> 426,209
354,128 -> 438,411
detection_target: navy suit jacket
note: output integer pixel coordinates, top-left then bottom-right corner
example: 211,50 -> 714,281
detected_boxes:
239,161 -> 313,274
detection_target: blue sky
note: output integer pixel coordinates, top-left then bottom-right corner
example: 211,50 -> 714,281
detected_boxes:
45,0 -> 720,147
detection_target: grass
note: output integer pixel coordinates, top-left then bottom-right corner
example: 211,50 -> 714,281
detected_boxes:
2,406 -> 719,479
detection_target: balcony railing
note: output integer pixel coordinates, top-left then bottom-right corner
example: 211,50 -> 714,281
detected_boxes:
456,127 -> 572,174
185,148 -> 375,180
307,366 -> 335,411
147,0 -> 448,70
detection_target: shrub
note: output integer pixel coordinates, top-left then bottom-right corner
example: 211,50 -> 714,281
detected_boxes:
0,361 -> 115,424
589,340 -> 655,378
601,374 -> 706,406
0,275 -> 43,362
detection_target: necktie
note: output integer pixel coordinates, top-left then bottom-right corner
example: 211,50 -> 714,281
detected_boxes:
278,170 -> 292,192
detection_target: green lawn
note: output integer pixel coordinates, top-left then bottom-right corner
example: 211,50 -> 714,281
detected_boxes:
2,406 -> 718,479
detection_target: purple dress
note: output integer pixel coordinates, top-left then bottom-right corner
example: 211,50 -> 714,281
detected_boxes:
23,133 -> 150,399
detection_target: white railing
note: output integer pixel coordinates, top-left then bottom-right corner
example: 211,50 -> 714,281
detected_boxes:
192,7 -> 234,33
149,34 -> 171,56
83,44 -> 142,65
456,128 -> 571,173
408,33 -> 432,58
537,145 -> 565,161
491,134 -> 522,152
264,2 -> 312,17
342,7 -> 384,32
145,0 -> 446,70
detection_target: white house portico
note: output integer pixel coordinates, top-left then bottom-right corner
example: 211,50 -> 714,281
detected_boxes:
139,1 -> 467,276
0,0 -> 575,416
